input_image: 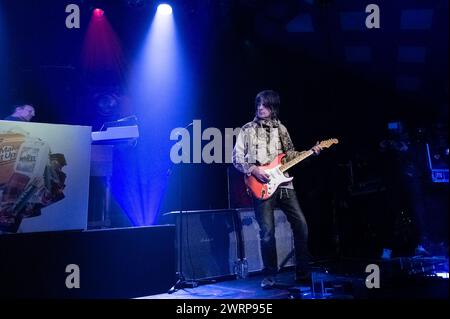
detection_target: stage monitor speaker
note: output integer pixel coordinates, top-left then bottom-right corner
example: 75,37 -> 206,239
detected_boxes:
236,208 -> 295,273
162,209 -> 239,281
0,225 -> 176,298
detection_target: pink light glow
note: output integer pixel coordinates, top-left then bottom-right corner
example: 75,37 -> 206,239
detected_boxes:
81,9 -> 124,79
93,8 -> 104,17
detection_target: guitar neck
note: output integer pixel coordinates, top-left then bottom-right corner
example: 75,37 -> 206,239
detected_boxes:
280,150 -> 314,172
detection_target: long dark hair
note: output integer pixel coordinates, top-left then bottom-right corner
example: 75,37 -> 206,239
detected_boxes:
255,90 -> 280,119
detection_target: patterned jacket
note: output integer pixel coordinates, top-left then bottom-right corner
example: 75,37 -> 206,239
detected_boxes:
232,118 -> 306,188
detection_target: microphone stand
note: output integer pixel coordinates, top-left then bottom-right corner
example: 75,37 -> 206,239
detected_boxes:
167,122 -> 197,294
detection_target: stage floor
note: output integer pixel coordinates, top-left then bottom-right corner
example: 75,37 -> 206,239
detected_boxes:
139,271 -> 309,299
139,256 -> 449,299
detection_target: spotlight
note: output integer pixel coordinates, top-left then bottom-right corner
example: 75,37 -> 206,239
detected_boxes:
157,3 -> 172,15
93,8 -> 104,17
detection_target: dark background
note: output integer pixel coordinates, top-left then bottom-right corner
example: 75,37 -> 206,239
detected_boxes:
1,0 -> 448,258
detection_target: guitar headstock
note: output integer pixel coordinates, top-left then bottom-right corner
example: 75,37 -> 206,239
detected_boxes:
318,138 -> 339,149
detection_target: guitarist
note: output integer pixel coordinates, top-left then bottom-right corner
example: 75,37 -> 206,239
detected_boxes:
233,90 -> 322,289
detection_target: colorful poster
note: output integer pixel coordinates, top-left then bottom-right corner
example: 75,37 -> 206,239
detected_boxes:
0,121 -> 91,233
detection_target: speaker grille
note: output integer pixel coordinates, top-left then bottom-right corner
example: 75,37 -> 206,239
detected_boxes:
164,210 -> 239,281
237,208 -> 295,273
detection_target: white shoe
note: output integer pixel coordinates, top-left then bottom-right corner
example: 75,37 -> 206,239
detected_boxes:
260,276 -> 276,289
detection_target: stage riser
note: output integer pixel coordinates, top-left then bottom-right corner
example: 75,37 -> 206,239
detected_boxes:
0,226 -> 176,298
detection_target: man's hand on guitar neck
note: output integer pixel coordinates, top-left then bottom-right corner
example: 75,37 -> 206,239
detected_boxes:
251,166 -> 271,183
310,141 -> 323,155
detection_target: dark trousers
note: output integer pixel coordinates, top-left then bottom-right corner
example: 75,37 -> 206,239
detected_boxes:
253,188 -> 311,276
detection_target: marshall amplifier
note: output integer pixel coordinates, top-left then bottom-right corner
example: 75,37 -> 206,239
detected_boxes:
161,209 -> 240,281
236,208 -> 295,273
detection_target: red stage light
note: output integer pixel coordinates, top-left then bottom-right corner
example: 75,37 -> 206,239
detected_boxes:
93,8 -> 104,17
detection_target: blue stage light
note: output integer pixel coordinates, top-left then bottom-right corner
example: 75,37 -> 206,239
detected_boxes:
157,4 -> 172,15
